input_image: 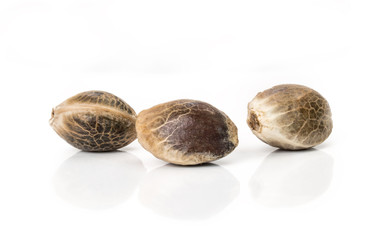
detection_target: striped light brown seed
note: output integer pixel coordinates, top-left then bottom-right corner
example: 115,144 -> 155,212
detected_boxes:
247,84 -> 333,150
50,90 -> 137,152
136,100 -> 239,165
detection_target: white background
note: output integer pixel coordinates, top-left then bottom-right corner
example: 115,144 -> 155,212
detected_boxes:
1,0 -> 384,239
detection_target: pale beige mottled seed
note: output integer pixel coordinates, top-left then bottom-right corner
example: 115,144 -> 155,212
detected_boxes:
247,84 -> 333,150
136,99 -> 239,165
50,90 -> 137,152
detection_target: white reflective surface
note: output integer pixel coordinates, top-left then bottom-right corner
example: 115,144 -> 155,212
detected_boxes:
250,149 -> 333,207
53,151 -> 146,209
139,164 -> 239,219
1,0 -> 385,239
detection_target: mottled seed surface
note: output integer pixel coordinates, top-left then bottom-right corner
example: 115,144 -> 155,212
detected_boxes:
247,84 -> 333,150
50,91 -> 137,152
136,99 -> 239,165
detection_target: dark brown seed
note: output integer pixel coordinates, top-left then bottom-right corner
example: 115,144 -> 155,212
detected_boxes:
136,99 -> 239,165
50,90 -> 137,152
